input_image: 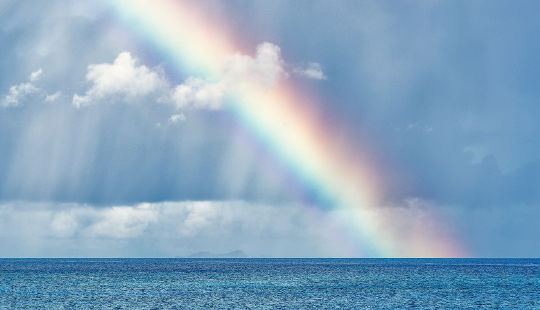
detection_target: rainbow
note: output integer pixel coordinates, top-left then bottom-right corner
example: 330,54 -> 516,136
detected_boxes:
108,0 -> 465,257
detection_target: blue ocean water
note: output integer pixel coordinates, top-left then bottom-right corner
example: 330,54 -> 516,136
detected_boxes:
0,258 -> 538,309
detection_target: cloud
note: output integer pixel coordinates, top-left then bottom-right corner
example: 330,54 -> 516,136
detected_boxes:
1,69 -> 63,107
0,199 -> 457,258
293,62 -> 326,80
170,78 -> 226,110
1,198 -> 539,257
1,82 -> 38,107
84,204 -> 159,238
50,211 -> 78,238
72,42 -> 321,112
169,113 -> 186,123
45,91 -> 62,103
168,42 -> 286,110
222,42 -> 286,88
29,68 -> 43,82
72,42 -> 289,111
71,42 -> 285,110
73,52 -> 167,108
51,201 -> 301,240
50,204 -> 159,239
0,200 -> 328,257
1,69 -> 43,107
400,122 -> 434,133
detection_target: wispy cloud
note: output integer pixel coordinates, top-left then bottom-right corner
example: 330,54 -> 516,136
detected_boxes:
1,68 -> 43,107
44,91 -> 62,103
168,113 -> 186,123
29,68 -> 43,82
293,62 -> 326,80
1,82 -> 38,107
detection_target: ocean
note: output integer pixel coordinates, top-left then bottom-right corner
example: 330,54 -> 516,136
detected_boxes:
1,258 -> 538,309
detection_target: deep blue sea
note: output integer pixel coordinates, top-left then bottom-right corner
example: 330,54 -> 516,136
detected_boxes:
0,258 -> 538,309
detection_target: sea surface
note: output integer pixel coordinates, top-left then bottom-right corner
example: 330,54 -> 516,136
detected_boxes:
0,258 -> 538,309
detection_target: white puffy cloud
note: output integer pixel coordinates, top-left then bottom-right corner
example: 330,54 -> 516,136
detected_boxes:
168,42 -> 286,110
74,42 -> 288,111
73,52 -> 167,107
222,42 -> 286,88
170,78 -> 226,110
0,41 -> 317,110
71,43 -> 322,112
293,62 -> 326,80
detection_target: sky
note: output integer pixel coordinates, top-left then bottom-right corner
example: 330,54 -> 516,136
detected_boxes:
0,0 -> 539,257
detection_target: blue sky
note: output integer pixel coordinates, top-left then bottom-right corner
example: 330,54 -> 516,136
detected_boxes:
0,0 -> 539,257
